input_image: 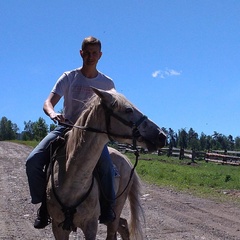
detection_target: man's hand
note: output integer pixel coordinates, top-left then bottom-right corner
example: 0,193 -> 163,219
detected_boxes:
49,112 -> 65,124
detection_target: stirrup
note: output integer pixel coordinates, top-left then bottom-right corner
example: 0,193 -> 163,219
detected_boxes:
34,207 -> 51,229
99,208 -> 116,224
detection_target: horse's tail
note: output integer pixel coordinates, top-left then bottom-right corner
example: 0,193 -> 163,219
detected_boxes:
128,172 -> 145,240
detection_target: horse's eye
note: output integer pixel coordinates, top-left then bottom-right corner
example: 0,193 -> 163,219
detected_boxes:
111,100 -> 117,108
142,121 -> 147,128
125,107 -> 133,113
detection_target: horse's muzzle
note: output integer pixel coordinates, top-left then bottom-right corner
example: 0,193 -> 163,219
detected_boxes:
158,131 -> 166,149
142,129 -> 166,152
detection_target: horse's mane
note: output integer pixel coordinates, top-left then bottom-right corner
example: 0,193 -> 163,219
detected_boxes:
66,90 -> 131,160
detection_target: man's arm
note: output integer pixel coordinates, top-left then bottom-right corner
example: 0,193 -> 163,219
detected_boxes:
43,92 -> 65,123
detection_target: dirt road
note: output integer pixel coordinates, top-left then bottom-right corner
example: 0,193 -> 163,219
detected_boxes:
1,141 -> 240,239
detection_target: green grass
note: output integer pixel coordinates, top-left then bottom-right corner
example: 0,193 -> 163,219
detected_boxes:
126,153 -> 240,203
9,140 -> 39,148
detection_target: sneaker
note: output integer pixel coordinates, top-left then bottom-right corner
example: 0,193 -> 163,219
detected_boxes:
99,208 -> 116,224
34,204 -> 51,229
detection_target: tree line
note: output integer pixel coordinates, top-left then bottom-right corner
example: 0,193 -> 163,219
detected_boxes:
0,116 -> 56,141
1,116 -> 240,151
164,127 -> 240,151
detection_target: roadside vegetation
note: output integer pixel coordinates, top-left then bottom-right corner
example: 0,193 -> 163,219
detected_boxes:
126,152 -> 240,203
10,139 -> 39,148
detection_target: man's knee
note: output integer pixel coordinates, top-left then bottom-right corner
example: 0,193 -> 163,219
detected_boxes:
26,150 -> 49,176
98,152 -> 112,170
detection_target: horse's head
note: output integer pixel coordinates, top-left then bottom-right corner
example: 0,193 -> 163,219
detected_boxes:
92,88 -> 166,152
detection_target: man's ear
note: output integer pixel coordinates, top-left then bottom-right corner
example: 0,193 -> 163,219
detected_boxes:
79,50 -> 83,58
98,51 -> 102,60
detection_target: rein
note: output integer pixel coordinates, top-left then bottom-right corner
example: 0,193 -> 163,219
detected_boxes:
60,104 -> 147,150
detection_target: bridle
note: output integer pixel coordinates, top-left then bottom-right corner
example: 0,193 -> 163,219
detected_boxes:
61,102 -> 148,149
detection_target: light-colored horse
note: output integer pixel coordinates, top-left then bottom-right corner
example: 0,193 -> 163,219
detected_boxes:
46,88 -> 166,240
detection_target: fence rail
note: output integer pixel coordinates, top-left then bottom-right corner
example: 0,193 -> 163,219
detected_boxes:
117,144 -> 240,166
205,153 -> 240,166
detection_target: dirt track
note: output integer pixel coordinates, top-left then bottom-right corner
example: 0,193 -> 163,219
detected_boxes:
1,141 -> 240,240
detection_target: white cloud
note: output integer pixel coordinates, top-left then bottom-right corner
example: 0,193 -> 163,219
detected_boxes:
152,68 -> 182,79
167,69 -> 181,76
152,70 -> 161,78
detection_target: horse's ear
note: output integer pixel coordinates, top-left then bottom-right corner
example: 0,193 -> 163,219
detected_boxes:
91,87 -> 115,107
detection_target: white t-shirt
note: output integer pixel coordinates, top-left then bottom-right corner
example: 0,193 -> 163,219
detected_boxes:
51,68 -> 115,124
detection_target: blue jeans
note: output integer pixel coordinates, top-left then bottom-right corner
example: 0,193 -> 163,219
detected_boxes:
26,125 -> 115,206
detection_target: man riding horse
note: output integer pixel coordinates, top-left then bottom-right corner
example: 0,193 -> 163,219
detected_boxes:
26,36 -> 116,228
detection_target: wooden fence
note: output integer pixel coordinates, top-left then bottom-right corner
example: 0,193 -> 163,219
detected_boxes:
205,152 -> 240,166
158,147 -> 205,160
159,147 -> 240,166
117,144 -> 240,166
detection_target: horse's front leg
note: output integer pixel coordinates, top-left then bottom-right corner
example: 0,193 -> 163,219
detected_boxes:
82,219 -> 99,240
52,219 -> 71,240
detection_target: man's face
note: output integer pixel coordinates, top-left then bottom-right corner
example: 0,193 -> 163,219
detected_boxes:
80,44 -> 102,66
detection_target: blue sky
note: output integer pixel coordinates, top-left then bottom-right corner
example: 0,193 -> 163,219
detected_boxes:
1,1 -> 240,138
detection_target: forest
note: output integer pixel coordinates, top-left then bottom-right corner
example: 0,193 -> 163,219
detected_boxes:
1,116 -> 240,151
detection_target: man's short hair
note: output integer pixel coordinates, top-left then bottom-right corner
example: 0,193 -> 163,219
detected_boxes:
81,36 -> 101,51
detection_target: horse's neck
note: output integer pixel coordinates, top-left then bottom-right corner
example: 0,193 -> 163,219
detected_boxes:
61,107 -> 108,198
67,132 -> 107,174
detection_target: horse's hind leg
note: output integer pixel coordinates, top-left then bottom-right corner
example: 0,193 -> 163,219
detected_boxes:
106,217 -> 129,240
106,190 -> 130,239
118,218 -> 130,240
